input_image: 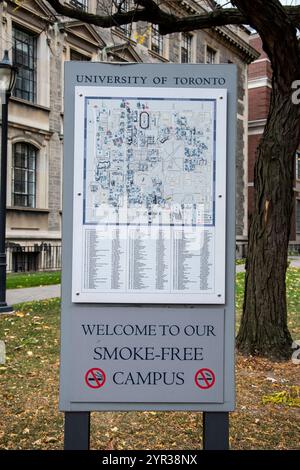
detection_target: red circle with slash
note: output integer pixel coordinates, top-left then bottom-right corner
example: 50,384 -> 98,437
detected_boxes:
194,368 -> 216,389
85,368 -> 106,389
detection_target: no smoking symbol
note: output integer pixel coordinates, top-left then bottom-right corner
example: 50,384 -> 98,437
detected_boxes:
85,368 -> 106,389
195,368 -> 216,390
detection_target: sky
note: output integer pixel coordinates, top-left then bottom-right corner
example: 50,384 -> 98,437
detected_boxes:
215,1 -> 300,33
217,0 -> 300,6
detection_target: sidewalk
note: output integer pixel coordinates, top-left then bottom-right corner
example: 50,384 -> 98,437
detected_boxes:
6,284 -> 61,306
289,257 -> 300,268
4,257 -> 300,306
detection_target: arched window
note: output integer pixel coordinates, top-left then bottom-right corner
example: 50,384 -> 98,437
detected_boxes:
12,143 -> 37,208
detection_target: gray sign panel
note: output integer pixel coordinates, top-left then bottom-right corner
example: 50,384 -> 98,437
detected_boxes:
69,308 -> 224,403
59,63 -> 236,412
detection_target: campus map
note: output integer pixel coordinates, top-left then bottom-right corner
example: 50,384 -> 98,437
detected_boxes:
84,97 -> 215,226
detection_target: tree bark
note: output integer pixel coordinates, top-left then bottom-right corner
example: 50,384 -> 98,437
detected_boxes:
235,0 -> 300,359
236,82 -> 300,359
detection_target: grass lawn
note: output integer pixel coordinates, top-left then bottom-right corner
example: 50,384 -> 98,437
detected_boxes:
6,259 -> 244,290
0,268 -> 299,450
6,271 -> 61,290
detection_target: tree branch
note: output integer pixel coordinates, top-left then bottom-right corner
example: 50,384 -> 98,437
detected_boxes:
44,0 -> 175,30
233,0 -> 300,90
43,0 -> 300,34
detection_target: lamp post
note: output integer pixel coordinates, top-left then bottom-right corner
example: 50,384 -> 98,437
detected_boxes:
0,50 -> 18,313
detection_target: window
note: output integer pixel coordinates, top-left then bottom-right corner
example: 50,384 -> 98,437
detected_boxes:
296,151 -> 300,180
181,33 -> 192,63
297,200 -> 300,233
151,25 -> 163,55
12,26 -> 37,103
12,143 -> 37,208
117,0 -> 131,36
206,46 -> 217,64
70,49 -> 91,61
69,0 -> 88,10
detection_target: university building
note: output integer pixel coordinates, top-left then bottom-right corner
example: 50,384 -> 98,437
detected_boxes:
248,33 -> 300,250
0,0 -> 258,272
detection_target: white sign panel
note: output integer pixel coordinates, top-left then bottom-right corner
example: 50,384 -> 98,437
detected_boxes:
72,86 -> 227,303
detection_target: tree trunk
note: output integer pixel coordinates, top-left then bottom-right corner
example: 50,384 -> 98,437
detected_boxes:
236,82 -> 300,359
234,0 -> 300,359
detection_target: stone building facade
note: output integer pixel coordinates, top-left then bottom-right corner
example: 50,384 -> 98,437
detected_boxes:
0,0 -> 258,271
248,33 -> 300,249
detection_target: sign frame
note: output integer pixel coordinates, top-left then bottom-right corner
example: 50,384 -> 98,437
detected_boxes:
72,86 -> 227,304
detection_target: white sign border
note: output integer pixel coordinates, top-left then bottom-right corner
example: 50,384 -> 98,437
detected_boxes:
71,86 -> 227,304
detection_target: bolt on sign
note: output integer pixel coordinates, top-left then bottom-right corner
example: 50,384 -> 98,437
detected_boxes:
59,63 -> 236,412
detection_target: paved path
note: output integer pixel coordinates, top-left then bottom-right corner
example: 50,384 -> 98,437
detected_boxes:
290,257 -> 300,268
4,257 -> 300,306
6,284 -> 61,306
236,264 -> 245,273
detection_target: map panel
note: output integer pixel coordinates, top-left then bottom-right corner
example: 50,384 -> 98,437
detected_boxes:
84,97 -> 216,227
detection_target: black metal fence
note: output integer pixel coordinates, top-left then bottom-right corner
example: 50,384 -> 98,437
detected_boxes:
236,242 -> 300,258
6,243 -> 62,273
288,244 -> 300,255
236,242 -> 247,259
5,241 -> 299,273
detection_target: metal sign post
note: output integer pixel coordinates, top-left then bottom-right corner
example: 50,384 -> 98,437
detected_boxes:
60,63 -> 237,450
